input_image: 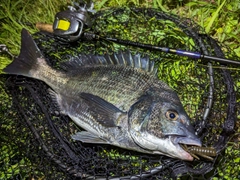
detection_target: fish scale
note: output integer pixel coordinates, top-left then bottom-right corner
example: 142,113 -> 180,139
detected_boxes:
62,65 -> 154,111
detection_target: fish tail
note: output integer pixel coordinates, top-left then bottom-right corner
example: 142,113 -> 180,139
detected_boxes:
3,28 -> 44,77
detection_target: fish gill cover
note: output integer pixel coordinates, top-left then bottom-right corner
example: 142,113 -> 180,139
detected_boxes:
0,5 -> 240,180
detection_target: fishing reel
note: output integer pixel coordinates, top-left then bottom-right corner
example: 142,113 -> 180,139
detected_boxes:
53,0 -> 95,42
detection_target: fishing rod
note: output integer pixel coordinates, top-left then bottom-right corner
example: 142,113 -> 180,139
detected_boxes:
82,32 -> 240,66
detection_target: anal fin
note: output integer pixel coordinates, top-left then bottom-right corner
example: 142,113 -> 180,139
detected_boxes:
71,131 -> 110,144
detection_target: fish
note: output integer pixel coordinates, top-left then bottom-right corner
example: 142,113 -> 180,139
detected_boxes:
3,28 -> 202,161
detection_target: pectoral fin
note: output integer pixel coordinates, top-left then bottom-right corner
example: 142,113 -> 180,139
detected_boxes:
80,93 -> 126,127
71,131 -> 110,144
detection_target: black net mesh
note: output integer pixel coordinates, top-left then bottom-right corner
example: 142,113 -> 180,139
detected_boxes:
0,8 -> 239,179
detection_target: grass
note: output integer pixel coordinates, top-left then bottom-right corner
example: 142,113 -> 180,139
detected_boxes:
0,0 -> 239,179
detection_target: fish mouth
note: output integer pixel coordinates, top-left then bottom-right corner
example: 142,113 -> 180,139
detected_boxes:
170,135 -> 202,161
172,136 -> 202,146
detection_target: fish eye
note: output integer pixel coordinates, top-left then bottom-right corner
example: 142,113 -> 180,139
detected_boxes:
165,110 -> 179,121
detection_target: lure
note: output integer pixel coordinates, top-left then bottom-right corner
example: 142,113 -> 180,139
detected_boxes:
180,144 -> 217,161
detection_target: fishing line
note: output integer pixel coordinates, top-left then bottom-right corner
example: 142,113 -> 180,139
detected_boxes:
0,44 -> 14,60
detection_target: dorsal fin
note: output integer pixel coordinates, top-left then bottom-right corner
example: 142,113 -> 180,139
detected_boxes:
61,51 -> 157,75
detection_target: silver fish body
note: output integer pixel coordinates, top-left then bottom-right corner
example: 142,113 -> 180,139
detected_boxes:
4,29 -> 201,161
